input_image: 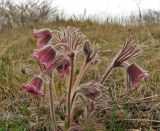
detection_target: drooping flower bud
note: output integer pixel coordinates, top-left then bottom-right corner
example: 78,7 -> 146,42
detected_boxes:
127,63 -> 149,86
76,82 -> 102,100
83,41 -> 97,63
32,28 -> 52,48
22,76 -> 43,97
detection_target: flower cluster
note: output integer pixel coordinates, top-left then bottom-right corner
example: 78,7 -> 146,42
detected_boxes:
21,27 -> 149,130
22,29 -> 70,97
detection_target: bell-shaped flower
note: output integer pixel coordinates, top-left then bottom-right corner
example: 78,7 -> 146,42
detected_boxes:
127,63 -> 149,86
33,45 -> 56,70
32,28 -> 52,48
76,82 -> 103,100
22,76 -> 43,97
56,58 -> 70,76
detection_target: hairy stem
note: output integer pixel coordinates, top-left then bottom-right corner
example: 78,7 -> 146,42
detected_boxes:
71,91 -> 78,108
41,83 -> 47,105
67,54 -> 74,128
70,61 -> 89,112
125,71 -> 131,89
49,72 -> 57,131
37,60 -> 43,71
74,62 -> 88,89
100,65 -> 113,84
37,60 -> 46,106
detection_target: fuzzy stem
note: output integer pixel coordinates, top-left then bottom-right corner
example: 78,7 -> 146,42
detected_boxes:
41,83 -> 47,105
49,72 -> 57,131
71,91 -> 78,108
100,65 -> 113,84
125,71 -> 131,89
70,61 -> 89,112
73,62 -> 88,89
37,60 -> 46,106
67,54 -> 74,128
36,60 -> 47,105
37,60 -> 43,71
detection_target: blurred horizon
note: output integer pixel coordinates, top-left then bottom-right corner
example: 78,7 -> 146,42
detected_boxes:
13,0 -> 160,18
1,0 -> 160,25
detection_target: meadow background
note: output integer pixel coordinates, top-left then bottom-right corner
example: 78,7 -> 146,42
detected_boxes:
0,0 -> 160,130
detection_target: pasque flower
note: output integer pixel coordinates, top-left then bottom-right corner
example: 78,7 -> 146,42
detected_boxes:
22,76 -> 43,97
71,82 -> 102,109
33,45 -> 56,70
56,58 -> 70,76
127,63 -> 149,86
20,25 -> 151,129
32,28 -> 52,47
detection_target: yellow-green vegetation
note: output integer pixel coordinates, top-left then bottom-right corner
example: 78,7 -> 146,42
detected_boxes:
0,19 -> 160,130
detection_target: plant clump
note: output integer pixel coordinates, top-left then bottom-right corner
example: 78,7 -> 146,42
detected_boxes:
20,26 -> 149,130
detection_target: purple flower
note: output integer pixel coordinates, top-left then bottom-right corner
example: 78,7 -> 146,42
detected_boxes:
33,46 -> 56,70
56,58 -> 70,76
22,76 -> 43,97
127,64 -> 149,86
32,28 -> 52,48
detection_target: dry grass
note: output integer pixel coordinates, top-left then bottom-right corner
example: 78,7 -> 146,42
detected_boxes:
0,19 -> 160,130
